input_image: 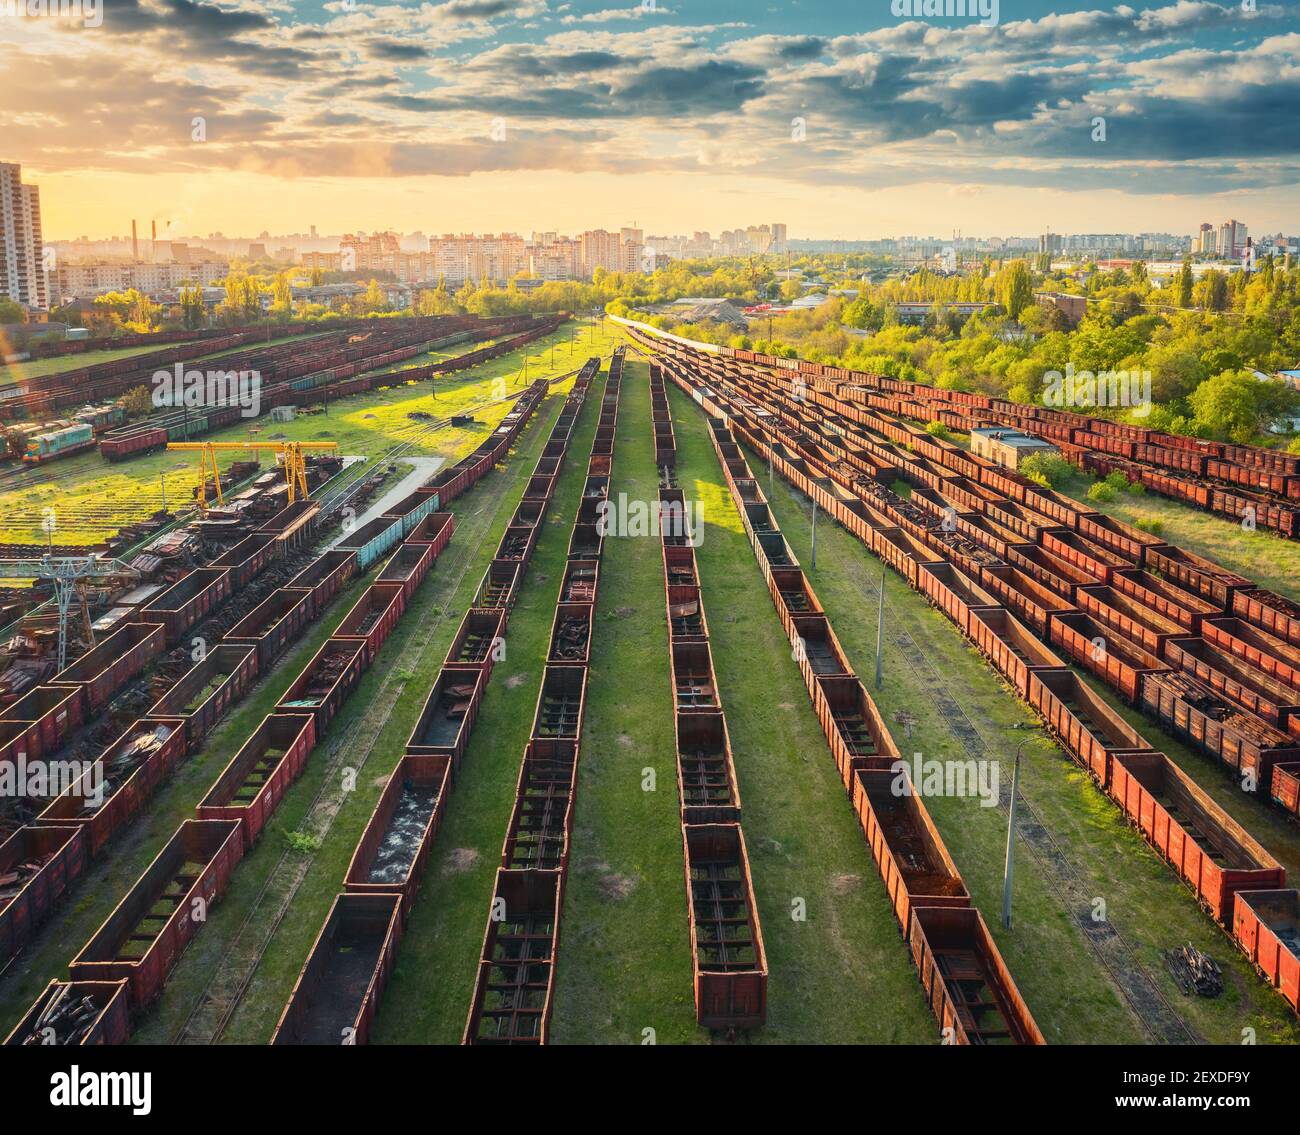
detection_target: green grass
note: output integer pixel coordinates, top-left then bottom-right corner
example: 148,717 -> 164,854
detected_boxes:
666,380 -> 1300,1045
2,322 -> 615,548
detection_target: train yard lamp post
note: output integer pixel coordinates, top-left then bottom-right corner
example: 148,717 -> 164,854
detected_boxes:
810,497 -> 817,568
874,565 -> 885,689
1002,732 -> 1040,929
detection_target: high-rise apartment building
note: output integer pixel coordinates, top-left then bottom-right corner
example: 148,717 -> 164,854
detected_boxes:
0,162 -> 47,309
578,229 -> 623,277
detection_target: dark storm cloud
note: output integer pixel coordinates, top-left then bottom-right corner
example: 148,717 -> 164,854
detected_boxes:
366,39 -> 433,61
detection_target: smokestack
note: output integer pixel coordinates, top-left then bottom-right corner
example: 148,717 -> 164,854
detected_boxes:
132,220 -> 138,261
151,220 -> 157,263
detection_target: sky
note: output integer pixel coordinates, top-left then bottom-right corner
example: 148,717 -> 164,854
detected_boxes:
3,0 -> 1298,241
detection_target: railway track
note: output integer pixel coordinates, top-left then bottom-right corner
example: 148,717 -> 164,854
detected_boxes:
169,385 -> 571,1044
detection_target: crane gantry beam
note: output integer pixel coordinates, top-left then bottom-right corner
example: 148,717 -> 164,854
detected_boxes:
167,440 -> 339,509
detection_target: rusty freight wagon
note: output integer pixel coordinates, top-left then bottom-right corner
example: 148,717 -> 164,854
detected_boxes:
547,603 -> 592,666
1028,669 -> 1154,786
464,869 -> 562,1044
967,608 -> 1070,700
1049,611 -> 1167,704
1233,588 -> 1300,650
0,685 -> 87,762
4,979 -> 130,1046
1109,750 -> 1284,922
1232,889 -> 1300,1014
223,588 -> 315,672
1006,543 -> 1096,599
148,644 -> 257,747
1041,529 -> 1130,583
916,561 -> 1002,638
140,568 -> 231,646
406,667 -> 485,776
851,767 -> 970,934
48,623 -> 165,714
1110,567 -> 1219,633
196,714 -> 317,849
1076,584 -> 1185,657
334,583 -> 406,668
979,564 -> 1079,638
209,533 -> 278,591
475,559 -> 523,613
34,718 -> 186,858
1202,618 -> 1300,693
286,549 -> 357,615
1164,637 -> 1300,733
671,641 -> 721,714
376,540 -> 436,604
272,892 -> 402,1046
445,608 -> 507,677
0,824 -> 88,962
676,711 -> 742,825
501,744 -> 577,872
908,905 -> 1044,1045
69,819 -> 244,1010
344,754 -> 451,922
813,675 -> 899,793
1145,545 -> 1252,608
404,511 -> 454,559
276,638 -> 367,733
682,823 -> 768,1030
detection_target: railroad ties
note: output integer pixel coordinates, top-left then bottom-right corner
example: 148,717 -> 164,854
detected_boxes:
459,349 -> 620,1045
633,323 -> 1300,1023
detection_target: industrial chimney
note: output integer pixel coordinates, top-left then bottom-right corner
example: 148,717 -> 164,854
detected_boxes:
132,219 -> 138,261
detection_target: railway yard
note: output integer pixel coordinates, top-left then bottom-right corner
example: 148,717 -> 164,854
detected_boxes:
4,316 -> 1300,1050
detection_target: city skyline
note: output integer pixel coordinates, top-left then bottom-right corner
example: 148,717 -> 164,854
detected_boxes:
3,0 -> 1298,239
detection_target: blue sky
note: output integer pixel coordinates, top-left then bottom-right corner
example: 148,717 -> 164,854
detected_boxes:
2,0 -> 1297,238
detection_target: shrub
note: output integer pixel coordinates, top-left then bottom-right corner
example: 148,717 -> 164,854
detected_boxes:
924,421 -> 951,441
1087,481 -> 1117,502
1134,517 -> 1164,535
1019,453 -> 1075,489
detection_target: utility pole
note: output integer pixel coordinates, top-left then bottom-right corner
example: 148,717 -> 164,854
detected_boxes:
1002,741 -> 1025,929
810,497 -> 817,568
159,472 -> 168,513
875,565 -> 885,689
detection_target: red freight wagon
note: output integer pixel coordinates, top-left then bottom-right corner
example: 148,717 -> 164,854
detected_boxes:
376,540 -> 436,604
982,500 -> 1065,543
671,642 -> 719,715
1074,513 -> 1164,565
406,667 -> 485,777
1145,545 -> 1252,608
495,523 -> 538,563
908,906 -> 1045,1045
334,582 -> 406,668
1141,670 -> 1300,792
148,644 -> 257,746
1041,529 -> 1128,584
48,622 -> 165,714
0,685 -> 87,760
813,674 -> 900,793
1109,750 -> 1284,922
1111,568 -> 1218,633
1006,543 -> 1094,600
915,561 -> 1002,638
1232,889 -> 1300,1013
852,767 -> 970,934
1049,611 -> 1167,703
500,744 -> 578,872
1271,763 -> 1300,819
967,608 -> 1070,699
978,564 -> 1078,638
1203,617 -> 1300,693
272,892 -> 403,1046
464,869 -> 561,1044
1164,636 -> 1300,732
547,603 -> 591,666
1076,584 -> 1184,657
0,824 -> 88,961
344,754 -> 451,921
209,533 -> 278,590
140,568 -> 231,645
286,549 -> 357,614
788,612 -> 854,693
223,587 -> 315,672
475,559 -> 522,613
768,566 -> 823,636
666,584 -> 709,643
196,713 -> 317,849
404,511 -> 454,558
445,608 -> 507,676
4,979 -> 131,1047
69,819 -> 244,1010
1027,668 -> 1153,785
34,717 -> 187,858
1233,588 -> 1300,651
682,823 -> 768,1030
675,711 -> 742,824
276,638 -> 367,733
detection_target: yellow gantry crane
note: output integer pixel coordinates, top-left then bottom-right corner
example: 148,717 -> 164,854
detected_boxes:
167,441 -> 339,510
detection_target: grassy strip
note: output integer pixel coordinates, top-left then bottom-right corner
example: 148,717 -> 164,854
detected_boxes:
709,394 -> 1300,1045
665,380 -> 938,1044
366,370 -> 608,1043
549,358 -> 701,1044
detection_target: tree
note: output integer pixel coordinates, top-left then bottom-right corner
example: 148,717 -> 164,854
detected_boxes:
1188,368 -> 1300,441
179,286 -> 205,330
0,298 -> 24,324
997,261 -> 1034,320
119,385 -> 153,418
1176,259 -> 1194,309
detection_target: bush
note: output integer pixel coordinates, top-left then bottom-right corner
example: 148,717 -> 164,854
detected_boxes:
1134,517 -> 1164,535
1087,481 -> 1117,502
1019,453 -> 1075,489
924,421 -> 951,441
1103,471 -> 1129,491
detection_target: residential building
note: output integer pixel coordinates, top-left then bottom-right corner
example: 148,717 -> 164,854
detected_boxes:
51,259 -> 230,303
0,162 -> 47,308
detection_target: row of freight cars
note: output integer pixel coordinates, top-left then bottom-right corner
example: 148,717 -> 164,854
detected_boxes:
711,342 -> 1300,537
6,314 -> 477,423
677,363 -> 1043,1044
644,328 -> 1300,1019
650,364 -> 770,1033
97,315 -> 564,461
4,405 -> 123,463
462,353 -> 611,1045
3,372 -> 560,1045
272,360 -> 602,1046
